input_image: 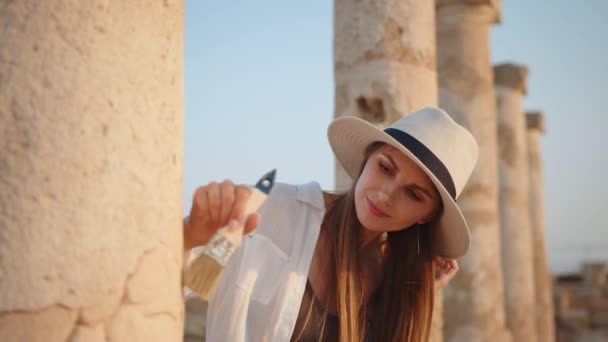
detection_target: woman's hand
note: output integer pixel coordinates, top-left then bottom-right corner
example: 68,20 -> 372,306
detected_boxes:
184,179 -> 261,251
433,257 -> 459,291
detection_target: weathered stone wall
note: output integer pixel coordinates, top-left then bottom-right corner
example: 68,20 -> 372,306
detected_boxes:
334,0 -> 438,190
0,1 -> 185,341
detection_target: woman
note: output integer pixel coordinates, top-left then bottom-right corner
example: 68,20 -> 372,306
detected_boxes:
183,107 -> 479,342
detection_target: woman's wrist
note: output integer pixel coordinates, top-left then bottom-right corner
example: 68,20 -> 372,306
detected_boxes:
183,216 -> 194,252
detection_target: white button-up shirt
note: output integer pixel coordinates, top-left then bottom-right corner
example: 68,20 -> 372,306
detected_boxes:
200,181 -> 326,341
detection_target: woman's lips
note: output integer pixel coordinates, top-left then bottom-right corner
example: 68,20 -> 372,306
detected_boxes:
366,196 -> 388,217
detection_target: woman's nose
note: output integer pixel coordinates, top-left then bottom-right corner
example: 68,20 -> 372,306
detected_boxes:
382,181 -> 401,199
370,189 -> 391,204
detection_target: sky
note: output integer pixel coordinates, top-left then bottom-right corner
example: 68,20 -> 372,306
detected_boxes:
184,1 -> 608,274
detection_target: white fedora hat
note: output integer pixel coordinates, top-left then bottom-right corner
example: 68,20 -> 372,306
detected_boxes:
328,107 -> 479,258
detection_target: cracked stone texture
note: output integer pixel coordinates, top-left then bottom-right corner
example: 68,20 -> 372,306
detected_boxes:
527,111 -> 556,342
0,0 -> 184,340
333,0 -> 437,192
125,244 -> 182,319
436,2 -> 512,342
69,325 -> 105,342
79,288 -> 123,326
106,305 -> 181,342
495,63 -> 537,341
0,305 -> 77,342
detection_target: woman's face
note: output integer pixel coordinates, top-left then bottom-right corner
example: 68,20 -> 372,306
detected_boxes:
354,144 -> 441,233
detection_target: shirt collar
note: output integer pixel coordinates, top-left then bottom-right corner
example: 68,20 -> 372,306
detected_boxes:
296,181 -> 325,211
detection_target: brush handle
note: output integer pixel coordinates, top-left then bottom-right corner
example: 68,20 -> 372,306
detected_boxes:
198,186 -> 267,265
184,186 -> 268,279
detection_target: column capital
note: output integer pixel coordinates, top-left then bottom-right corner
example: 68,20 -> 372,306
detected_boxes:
526,111 -> 546,133
494,63 -> 528,94
436,0 -> 501,23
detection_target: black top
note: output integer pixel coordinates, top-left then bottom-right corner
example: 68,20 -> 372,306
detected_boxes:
290,279 -> 377,342
290,279 -> 339,341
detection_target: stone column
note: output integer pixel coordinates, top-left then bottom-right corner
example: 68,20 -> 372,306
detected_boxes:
334,0 -> 438,190
583,263 -> 607,286
526,111 -> 556,342
494,63 -> 537,341
334,2 -> 444,340
436,1 -> 511,341
0,2 -> 184,341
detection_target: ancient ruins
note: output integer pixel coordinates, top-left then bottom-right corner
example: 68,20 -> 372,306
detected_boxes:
2,1 -> 605,341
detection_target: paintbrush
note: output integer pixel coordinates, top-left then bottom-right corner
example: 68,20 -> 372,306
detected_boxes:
183,169 -> 276,300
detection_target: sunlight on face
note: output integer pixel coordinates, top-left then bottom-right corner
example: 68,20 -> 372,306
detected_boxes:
354,144 -> 441,233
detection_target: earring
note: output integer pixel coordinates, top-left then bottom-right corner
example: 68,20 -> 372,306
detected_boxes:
417,224 -> 420,255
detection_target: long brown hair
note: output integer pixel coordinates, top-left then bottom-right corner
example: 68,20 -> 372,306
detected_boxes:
323,142 -> 437,342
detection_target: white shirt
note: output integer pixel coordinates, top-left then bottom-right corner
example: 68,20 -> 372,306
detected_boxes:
203,181 -> 326,342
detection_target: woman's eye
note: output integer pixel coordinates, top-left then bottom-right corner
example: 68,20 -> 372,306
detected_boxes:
407,189 -> 422,201
378,161 -> 390,173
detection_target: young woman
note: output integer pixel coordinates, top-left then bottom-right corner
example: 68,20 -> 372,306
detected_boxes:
183,107 -> 479,342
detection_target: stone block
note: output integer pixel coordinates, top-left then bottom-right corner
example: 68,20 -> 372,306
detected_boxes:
589,297 -> 608,311
574,329 -> 608,342
591,309 -> 608,328
557,329 -> 577,342
494,63 -> 528,94
556,288 -> 573,312
583,263 -> 607,286
526,112 -> 546,132
558,309 -> 590,331
558,328 -> 608,342
569,286 -> 602,309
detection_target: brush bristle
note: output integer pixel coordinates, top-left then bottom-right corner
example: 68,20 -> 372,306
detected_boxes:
184,253 -> 224,301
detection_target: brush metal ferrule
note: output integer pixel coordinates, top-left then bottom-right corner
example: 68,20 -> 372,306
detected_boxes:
200,231 -> 236,266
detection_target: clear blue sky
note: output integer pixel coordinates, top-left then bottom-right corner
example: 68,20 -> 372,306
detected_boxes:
184,0 -> 608,273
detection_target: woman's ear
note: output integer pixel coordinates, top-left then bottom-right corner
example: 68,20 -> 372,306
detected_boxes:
418,213 -> 434,225
419,202 -> 442,225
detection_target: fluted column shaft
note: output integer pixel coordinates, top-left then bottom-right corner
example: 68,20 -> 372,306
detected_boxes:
526,111 -> 556,342
436,1 -> 511,341
495,63 -> 537,341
